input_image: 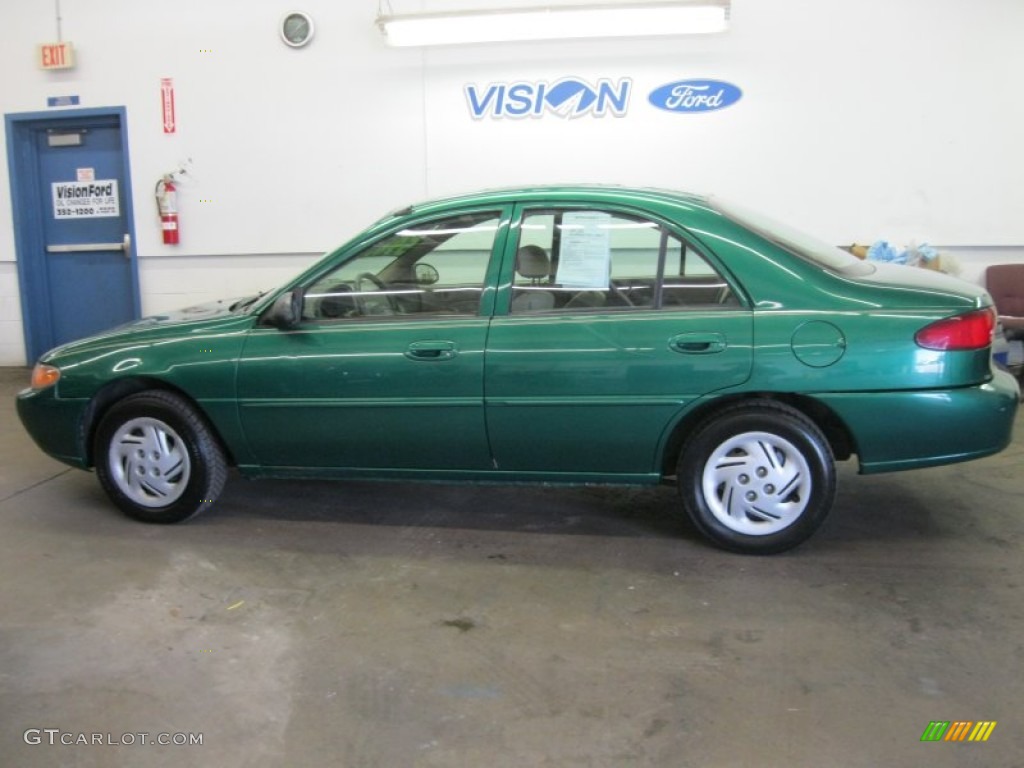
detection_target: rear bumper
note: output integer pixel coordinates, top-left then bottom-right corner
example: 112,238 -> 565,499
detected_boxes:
816,370 -> 1019,474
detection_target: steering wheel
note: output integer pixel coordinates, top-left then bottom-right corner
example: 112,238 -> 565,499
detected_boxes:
355,272 -> 399,314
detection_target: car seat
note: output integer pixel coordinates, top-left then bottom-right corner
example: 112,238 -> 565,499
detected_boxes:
511,245 -> 556,312
986,264 -> 1024,340
986,263 -> 1024,381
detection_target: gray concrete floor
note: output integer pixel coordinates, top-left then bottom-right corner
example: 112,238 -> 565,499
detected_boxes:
0,366 -> 1021,767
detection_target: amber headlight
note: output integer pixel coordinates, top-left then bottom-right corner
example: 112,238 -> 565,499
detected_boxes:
30,363 -> 61,390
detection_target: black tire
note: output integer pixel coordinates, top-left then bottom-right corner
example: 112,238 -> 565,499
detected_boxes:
676,401 -> 836,554
93,390 -> 227,524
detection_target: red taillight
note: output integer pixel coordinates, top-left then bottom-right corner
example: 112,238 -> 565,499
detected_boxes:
914,308 -> 996,351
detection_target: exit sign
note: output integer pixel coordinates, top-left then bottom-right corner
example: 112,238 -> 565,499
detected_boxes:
39,42 -> 75,70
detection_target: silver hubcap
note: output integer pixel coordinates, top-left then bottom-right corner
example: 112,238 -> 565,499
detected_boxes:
702,431 -> 811,536
108,417 -> 191,508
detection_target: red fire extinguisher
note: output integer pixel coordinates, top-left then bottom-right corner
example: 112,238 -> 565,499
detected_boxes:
155,175 -> 179,245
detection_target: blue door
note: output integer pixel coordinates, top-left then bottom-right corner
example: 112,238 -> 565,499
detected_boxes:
6,108 -> 140,362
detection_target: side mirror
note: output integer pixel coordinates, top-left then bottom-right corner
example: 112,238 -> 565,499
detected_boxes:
262,288 -> 304,329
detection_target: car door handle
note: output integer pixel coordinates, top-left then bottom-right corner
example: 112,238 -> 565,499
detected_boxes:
405,340 -> 457,361
669,332 -> 726,354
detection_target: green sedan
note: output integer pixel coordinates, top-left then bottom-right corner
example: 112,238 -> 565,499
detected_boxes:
16,187 -> 1020,553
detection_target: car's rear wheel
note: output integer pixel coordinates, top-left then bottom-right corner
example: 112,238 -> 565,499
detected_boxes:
677,401 -> 836,554
94,391 -> 226,524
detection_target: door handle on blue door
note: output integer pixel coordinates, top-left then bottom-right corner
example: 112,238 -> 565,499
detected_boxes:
45,232 -> 131,258
405,341 -> 457,361
668,332 -> 726,354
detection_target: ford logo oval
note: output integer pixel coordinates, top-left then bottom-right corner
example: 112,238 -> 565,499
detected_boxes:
648,79 -> 742,113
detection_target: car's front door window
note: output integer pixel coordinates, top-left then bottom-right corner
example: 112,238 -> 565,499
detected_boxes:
304,211 -> 502,321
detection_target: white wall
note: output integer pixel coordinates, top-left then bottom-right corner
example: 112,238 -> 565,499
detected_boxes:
418,0 -> 1024,245
2,0 -> 1024,364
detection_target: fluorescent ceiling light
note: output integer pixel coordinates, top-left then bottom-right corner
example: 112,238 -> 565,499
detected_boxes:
377,3 -> 729,47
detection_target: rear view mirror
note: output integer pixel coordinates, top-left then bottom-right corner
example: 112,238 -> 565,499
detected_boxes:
262,288 -> 304,329
415,263 -> 440,285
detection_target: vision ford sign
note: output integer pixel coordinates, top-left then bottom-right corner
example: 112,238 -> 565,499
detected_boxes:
465,78 -> 631,119
648,79 -> 742,113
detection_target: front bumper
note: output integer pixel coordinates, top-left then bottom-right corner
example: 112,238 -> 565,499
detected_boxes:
16,385 -> 90,469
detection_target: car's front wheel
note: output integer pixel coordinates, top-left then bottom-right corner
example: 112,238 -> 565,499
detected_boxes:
677,401 -> 836,554
94,390 -> 227,524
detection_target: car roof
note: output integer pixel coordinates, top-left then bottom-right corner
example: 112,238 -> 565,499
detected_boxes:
392,185 -> 716,218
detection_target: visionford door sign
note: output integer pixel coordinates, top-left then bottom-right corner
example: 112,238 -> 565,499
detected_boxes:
648,79 -> 742,113
465,78 -> 631,119
51,179 -> 121,218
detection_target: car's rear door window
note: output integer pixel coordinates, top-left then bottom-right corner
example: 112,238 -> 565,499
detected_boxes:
510,208 -> 738,313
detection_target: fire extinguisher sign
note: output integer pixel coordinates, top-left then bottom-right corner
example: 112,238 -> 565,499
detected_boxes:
161,78 -> 176,134
51,180 -> 121,219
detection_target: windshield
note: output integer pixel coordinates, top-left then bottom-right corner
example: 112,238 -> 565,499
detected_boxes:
711,198 -> 874,277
